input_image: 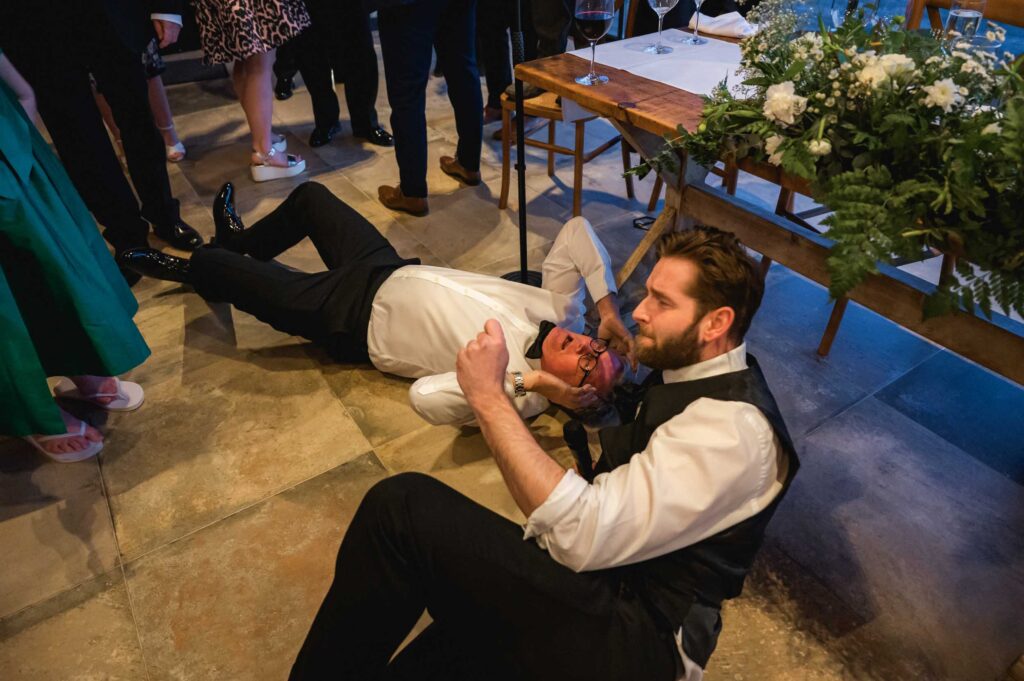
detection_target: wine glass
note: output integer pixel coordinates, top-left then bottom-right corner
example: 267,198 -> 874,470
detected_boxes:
645,0 -> 680,54
944,0 -> 987,41
574,0 -> 616,85
681,0 -> 707,45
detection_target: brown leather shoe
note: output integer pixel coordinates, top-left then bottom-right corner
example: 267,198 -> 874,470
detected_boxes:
378,185 -> 429,216
440,156 -> 481,186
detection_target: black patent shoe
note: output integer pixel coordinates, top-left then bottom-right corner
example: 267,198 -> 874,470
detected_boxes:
119,248 -> 192,284
212,182 -> 246,253
153,219 -> 204,251
354,126 -> 394,147
275,75 -> 295,101
309,121 -> 342,147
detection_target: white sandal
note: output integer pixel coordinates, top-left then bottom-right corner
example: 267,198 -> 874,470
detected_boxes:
53,376 -> 145,412
23,420 -> 104,463
272,133 -> 287,153
250,147 -> 305,182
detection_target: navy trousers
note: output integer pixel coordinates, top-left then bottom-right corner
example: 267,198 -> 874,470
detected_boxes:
377,0 -> 483,198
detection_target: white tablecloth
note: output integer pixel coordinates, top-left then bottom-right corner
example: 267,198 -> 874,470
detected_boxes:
561,30 -> 746,121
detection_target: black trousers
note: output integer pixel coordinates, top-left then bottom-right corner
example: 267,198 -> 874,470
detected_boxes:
3,7 -> 180,250
189,182 -> 413,362
289,473 -> 680,681
292,0 -> 381,135
477,0 -> 537,110
378,0 -> 483,198
532,0 -> 573,58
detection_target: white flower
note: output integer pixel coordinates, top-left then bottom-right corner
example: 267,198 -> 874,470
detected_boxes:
815,92 -> 825,100
762,81 -> 808,126
828,69 -> 839,79
921,78 -> 963,112
825,96 -> 836,107
951,50 -> 973,61
764,135 -> 784,154
852,49 -> 875,65
807,139 -> 832,156
982,122 -> 1002,135
878,53 -> 915,76
960,58 -> 988,76
857,63 -> 889,89
925,55 -> 943,65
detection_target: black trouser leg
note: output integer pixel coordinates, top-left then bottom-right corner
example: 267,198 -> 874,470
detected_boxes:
434,0 -> 483,173
294,29 -> 342,132
275,40 -> 300,81
378,0 -> 441,198
477,0 -> 512,110
239,182 -> 395,268
533,0 -> 573,58
7,49 -> 150,249
90,39 -> 180,229
289,473 -> 679,681
337,3 -> 381,135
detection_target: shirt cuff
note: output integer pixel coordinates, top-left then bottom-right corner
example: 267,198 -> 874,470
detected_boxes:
151,13 -> 183,25
523,469 -> 589,539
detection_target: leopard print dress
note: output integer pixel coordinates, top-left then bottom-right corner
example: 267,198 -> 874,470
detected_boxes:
192,0 -> 311,65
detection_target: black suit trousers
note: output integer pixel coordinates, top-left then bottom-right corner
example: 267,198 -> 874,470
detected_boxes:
292,0 -> 381,134
189,182 -> 412,362
288,473 -> 680,681
3,6 -> 180,249
378,0 -> 483,197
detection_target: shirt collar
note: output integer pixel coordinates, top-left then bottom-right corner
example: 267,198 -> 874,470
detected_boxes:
662,343 -> 748,384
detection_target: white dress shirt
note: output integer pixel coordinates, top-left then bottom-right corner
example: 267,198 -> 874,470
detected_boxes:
524,344 -> 788,680
365,216 -> 617,425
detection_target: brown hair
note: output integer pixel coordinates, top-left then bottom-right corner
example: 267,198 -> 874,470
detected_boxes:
656,226 -> 764,343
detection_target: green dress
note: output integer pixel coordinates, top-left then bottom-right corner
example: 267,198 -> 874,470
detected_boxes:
0,63 -> 150,437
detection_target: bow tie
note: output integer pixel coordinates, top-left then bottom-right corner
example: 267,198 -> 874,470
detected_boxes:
525,320 -> 557,360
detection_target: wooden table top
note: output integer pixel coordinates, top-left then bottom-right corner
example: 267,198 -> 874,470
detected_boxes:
514,53 -> 705,138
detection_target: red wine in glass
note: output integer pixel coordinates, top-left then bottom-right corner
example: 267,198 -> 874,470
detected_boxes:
576,10 -> 613,42
574,6 -> 614,85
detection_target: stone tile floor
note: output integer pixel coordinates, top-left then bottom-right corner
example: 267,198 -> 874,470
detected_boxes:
2,53 -> 1023,681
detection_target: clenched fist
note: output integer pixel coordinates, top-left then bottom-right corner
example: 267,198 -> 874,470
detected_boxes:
456,319 -> 510,407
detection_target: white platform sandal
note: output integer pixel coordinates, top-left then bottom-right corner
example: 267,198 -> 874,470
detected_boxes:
53,376 -> 145,412
23,421 -> 104,463
251,147 -> 305,182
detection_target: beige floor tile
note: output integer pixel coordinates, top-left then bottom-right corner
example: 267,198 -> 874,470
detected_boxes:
373,412 -> 574,523
0,449 -> 118,619
124,453 -> 387,681
101,296 -> 373,560
319,366 -> 424,448
170,102 -> 251,154
0,572 -> 147,681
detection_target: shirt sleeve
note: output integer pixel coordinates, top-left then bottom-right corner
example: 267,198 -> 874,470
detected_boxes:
540,216 -> 617,304
409,372 -> 551,426
523,398 -> 780,572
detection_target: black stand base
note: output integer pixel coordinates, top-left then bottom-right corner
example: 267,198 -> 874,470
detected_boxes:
501,270 -> 543,287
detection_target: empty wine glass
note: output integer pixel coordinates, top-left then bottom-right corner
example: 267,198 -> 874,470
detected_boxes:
574,0 -> 616,85
944,0 -> 987,41
681,0 -> 708,45
645,0 -> 680,54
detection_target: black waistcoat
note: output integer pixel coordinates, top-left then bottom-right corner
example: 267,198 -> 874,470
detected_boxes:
594,355 -> 799,668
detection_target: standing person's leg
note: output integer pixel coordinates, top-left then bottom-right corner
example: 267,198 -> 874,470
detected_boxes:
532,0 -> 573,58
435,0 -> 484,175
292,25 -> 343,141
12,54 -> 150,251
289,473 -> 679,681
238,49 -> 305,172
477,0 -> 513,114
274,39 -> 299,99
377,1 -> 442,199
148,75 -> 184,158
336,2 -> 384,139
90,40 -> 183,232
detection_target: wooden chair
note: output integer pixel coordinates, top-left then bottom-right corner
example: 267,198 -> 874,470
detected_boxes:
799,0 -> 1024,356
497,91 -> 634,216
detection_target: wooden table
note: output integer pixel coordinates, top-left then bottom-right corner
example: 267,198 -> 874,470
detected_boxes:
514,53 -> 1024,386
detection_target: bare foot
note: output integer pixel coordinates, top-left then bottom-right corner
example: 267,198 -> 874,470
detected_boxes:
30,408 -> 103,456
69,375 -> 117,405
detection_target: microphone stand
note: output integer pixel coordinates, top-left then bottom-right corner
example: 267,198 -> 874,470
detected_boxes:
501,0 -> 543,287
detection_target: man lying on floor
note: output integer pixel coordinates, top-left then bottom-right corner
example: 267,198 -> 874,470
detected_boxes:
122,181 -> 636,425
288,227 -> 799,681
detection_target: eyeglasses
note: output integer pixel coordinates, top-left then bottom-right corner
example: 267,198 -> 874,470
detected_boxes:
577,337 -> 609,387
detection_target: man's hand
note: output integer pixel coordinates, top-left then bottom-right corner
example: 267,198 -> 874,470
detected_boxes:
597,313 -> 636,370
153,19 -> 181,48
525,370 -> 600,412
456,319 -> 511,407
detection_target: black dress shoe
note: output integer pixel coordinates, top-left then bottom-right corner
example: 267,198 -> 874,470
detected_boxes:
354,127 -> 394,147
153,219 -> 204,251
212,182 -> 246,253
275,75 -> 295,101
119,248 -> 192,284
309,121 -> 342,148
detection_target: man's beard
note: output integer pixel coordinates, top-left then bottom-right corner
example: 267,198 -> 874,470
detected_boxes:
635,321 -> 703,370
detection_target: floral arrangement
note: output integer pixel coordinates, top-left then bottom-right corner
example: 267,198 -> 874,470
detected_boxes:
633,0 -> 1024,319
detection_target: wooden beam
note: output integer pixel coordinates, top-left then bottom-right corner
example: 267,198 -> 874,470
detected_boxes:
681,185 -> 1024,386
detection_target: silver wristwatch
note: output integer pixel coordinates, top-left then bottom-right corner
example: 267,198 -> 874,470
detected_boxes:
510,371 -> 527,398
